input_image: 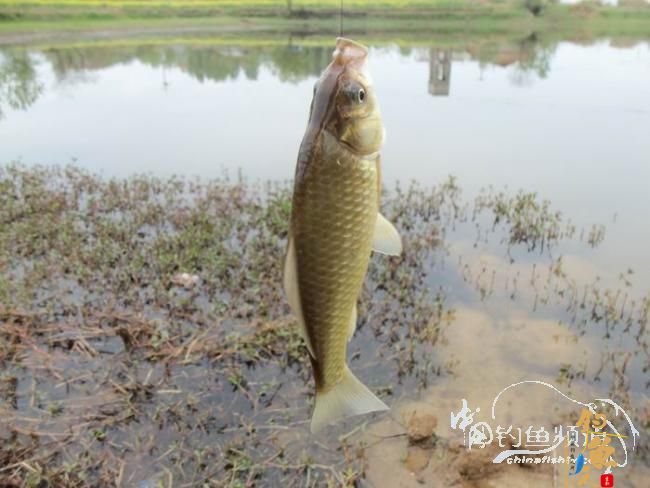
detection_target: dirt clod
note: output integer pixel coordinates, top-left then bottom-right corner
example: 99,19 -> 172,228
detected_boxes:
407,413 -> 438,443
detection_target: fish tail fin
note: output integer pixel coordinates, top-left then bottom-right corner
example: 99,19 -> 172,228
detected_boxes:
310,366 -> 388,434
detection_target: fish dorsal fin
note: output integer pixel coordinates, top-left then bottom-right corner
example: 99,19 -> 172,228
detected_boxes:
347,305 -> 357,342
373,213 -> 402,256
283,235 -> 315,358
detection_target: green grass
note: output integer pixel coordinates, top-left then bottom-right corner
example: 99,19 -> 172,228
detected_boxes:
2,15 -> 649,52
0,0 -> 644,23
0,0 -> 523,25
0,0 -> 648,43
0,0 -> 516,7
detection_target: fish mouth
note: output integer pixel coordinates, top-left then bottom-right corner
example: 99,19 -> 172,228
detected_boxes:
332,37 -> 368,67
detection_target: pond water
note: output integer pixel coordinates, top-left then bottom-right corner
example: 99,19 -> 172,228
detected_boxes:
2,36 -> 650,274
1,30 -> 649,486
1,34 -> 648,304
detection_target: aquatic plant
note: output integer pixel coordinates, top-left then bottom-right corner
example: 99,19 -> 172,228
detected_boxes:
1,163 -> 647,485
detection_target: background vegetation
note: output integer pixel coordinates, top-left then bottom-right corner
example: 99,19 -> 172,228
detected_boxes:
0,0 -> 649,37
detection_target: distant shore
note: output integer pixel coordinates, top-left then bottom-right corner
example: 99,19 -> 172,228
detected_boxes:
0,1 -> 649,49
0,0 -> 649,40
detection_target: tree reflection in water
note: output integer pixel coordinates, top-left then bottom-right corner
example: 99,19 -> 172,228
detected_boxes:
0,51 -> 43,119
0,35 -> 576,117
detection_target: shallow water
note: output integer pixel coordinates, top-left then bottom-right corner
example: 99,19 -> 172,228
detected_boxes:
1,30 -> 649,486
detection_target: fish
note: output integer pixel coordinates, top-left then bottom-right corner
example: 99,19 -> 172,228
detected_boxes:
283,38 -> 402,434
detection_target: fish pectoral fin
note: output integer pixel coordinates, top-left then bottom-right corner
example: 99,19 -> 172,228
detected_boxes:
372,213 -> 402,256
283,236 -> 315,358
347,305 -> 357,342
310,366 -> 388,434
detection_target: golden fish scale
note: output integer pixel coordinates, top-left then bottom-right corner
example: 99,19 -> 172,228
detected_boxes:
292,132 -> 379,392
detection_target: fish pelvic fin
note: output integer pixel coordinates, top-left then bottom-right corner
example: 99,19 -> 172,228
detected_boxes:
310,366 -> 388,434
372,213 -> 402,256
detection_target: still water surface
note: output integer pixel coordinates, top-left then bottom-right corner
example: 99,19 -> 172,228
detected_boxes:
1,37 -> 648,286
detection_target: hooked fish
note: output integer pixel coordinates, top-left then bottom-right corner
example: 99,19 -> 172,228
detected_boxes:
283,38 -> 402,433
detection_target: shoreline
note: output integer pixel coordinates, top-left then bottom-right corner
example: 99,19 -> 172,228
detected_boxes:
1,16 -> 649,49
1,2 -> 649,45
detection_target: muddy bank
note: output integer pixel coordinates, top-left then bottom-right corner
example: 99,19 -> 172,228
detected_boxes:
0,164 -> 648,486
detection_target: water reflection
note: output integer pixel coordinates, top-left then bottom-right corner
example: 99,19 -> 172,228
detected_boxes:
0,51 -> 42,119
428,48 -> 452,96
0,34 -> 614,117
44,44 -> 332,84
0,44 -> 334,117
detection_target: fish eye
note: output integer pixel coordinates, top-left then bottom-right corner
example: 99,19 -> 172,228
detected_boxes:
341,83 -> 366,105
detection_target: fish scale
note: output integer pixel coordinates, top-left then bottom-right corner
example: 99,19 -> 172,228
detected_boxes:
293,142 -> 378,389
